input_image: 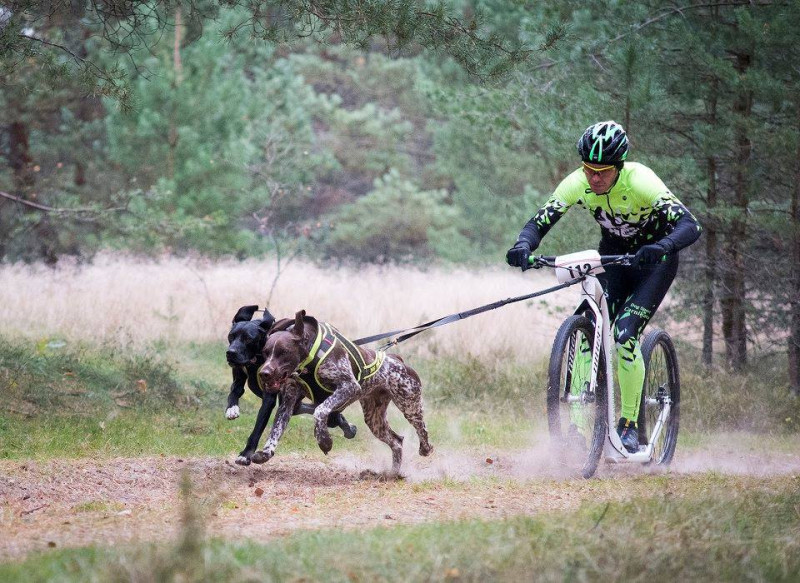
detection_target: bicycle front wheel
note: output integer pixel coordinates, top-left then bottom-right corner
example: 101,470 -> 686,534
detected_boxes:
547,314 -> 607,478
637,328 -> 681,465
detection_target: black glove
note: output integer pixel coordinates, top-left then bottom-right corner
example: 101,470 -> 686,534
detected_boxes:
506,240 -> 535,271
634,241 -> 670,265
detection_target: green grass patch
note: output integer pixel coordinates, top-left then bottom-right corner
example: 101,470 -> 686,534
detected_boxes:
1,336 -> 548,459
418,355 -> 548,414
0,402 -> 539,460
2,474 -> 798,582
0,405 -> 363,460
676,341 -> 800,433
72,501 -> 126,513
0,335 -> 193,415
2,334 -> 799,461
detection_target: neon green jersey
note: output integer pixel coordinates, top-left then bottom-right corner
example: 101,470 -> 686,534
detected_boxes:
526,162 -> 701,252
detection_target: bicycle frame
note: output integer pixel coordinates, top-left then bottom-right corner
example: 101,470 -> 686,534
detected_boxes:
543,250 -> 672,463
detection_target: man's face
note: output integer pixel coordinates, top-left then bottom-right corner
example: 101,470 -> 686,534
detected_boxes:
582,162 -> 619,194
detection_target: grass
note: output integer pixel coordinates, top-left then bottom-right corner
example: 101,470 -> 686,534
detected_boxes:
0,404 -> 544,460
0,253 -> 571,362
2,253 -> 796,435
2,333 -> 799,460
0,407 -> 354,460
1,473 -> 798,582
72,501 -> 126,513
0,331 -> 546,460
0,335 -> 190,415
0,321 -> 797,581
677,341 -> 798,433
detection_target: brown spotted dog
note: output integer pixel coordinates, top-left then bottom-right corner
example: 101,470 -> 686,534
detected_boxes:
251,310 -> 433,475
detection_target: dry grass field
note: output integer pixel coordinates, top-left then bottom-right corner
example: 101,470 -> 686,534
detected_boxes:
0,253 -> 575,361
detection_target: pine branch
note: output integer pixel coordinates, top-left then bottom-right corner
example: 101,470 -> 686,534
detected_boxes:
19,32 -> 110,81
416,11 -> 522,58
0,190 -> 127,214
606,1 -> 787,45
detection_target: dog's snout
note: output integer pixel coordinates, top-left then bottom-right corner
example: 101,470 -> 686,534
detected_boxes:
258,363 -> 275,383
259,364 -> 286,391
226,348 -> 246,365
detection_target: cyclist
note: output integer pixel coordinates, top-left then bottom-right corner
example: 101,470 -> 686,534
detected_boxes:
506,121 -> 701,453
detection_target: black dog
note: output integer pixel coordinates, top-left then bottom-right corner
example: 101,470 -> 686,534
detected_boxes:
225,305 -> 357,465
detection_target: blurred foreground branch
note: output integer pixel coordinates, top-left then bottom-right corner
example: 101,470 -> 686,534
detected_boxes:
0,190 -> 128,215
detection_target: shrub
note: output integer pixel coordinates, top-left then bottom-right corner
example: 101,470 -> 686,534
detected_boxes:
0,336 -> 188,415
322,170 -> 471,263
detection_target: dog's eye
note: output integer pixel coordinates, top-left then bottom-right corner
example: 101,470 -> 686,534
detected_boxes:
227,334 -> 234,342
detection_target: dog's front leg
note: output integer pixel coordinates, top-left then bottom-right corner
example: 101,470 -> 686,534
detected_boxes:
250,385 -> 302,464
234,392 -> 277,466
294,402 -> 358,439
313,380 -> 365,454
225,367 -> 248,420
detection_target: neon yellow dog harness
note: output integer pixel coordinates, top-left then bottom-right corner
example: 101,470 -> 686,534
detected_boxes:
293,322 -> 385,403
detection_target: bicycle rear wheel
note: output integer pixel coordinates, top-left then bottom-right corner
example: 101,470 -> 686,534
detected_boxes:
547,314 -> 607,478
637,328 -> 680,465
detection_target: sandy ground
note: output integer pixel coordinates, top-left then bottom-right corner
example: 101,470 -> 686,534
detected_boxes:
2,437 -> 800,562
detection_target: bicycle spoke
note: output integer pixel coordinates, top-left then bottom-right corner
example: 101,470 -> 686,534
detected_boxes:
640,330 -> 680,466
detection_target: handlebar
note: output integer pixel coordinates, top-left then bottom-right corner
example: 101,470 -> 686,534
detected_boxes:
528,254 -> 635,269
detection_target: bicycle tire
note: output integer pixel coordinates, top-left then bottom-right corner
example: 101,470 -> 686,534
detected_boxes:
637,328 -> 680,465
547,314 -> 607,478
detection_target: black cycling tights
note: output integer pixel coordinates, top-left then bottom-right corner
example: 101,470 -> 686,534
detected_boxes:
598,256 -> 678,420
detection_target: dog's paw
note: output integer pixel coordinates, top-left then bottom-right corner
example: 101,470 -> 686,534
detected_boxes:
250,449 -> 273,465
342,423 -> 357,439
317,434 -> 333,455
419,443 -> 433,457
234,455 -> 251,466
250,452 -> 267,464
225,405 -> 240,420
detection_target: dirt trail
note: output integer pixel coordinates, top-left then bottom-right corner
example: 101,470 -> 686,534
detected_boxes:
2,439 -> 799,561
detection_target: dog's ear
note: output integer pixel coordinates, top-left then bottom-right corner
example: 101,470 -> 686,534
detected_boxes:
259,309 -> 276,332
232,305 -> 259,323
270,318 -> 293,333
293,310 -> 306,336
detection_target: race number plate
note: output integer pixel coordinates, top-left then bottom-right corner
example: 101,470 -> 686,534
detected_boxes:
554,250 -> 604,283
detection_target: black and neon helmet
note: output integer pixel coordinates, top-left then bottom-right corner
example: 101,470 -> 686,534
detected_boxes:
577,121 -> 629,164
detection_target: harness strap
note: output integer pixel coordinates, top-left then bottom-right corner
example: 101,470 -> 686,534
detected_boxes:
328,324 -> 384,382
295,322 -> 386,402
297,324 -> 326,374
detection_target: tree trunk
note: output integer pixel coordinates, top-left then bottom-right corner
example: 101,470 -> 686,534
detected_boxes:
702,79 -> 719,367
75,26 -> 104,188
623,43 -> 634,133
8,121 -> 35,195
720,51 -> 752,371
173,6 -> 184,85
168,6 -> 184,180
702,155 -> 717,367
790,101 -> 800,396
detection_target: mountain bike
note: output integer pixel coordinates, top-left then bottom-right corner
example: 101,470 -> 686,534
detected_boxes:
530,250 -> 681,478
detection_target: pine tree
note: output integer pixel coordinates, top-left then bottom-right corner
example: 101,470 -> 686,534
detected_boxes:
636,2 -> 800,380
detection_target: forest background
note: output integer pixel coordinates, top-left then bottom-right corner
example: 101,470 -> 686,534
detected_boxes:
2,0 -> 799,392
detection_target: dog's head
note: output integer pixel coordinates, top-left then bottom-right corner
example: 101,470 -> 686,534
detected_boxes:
226,305 -> 276,366
258,310 -> 316,391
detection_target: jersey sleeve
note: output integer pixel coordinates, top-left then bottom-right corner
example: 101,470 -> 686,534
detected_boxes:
654,195 -> 702,252
631,166 -> 702,252
516,170 -> 585,247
